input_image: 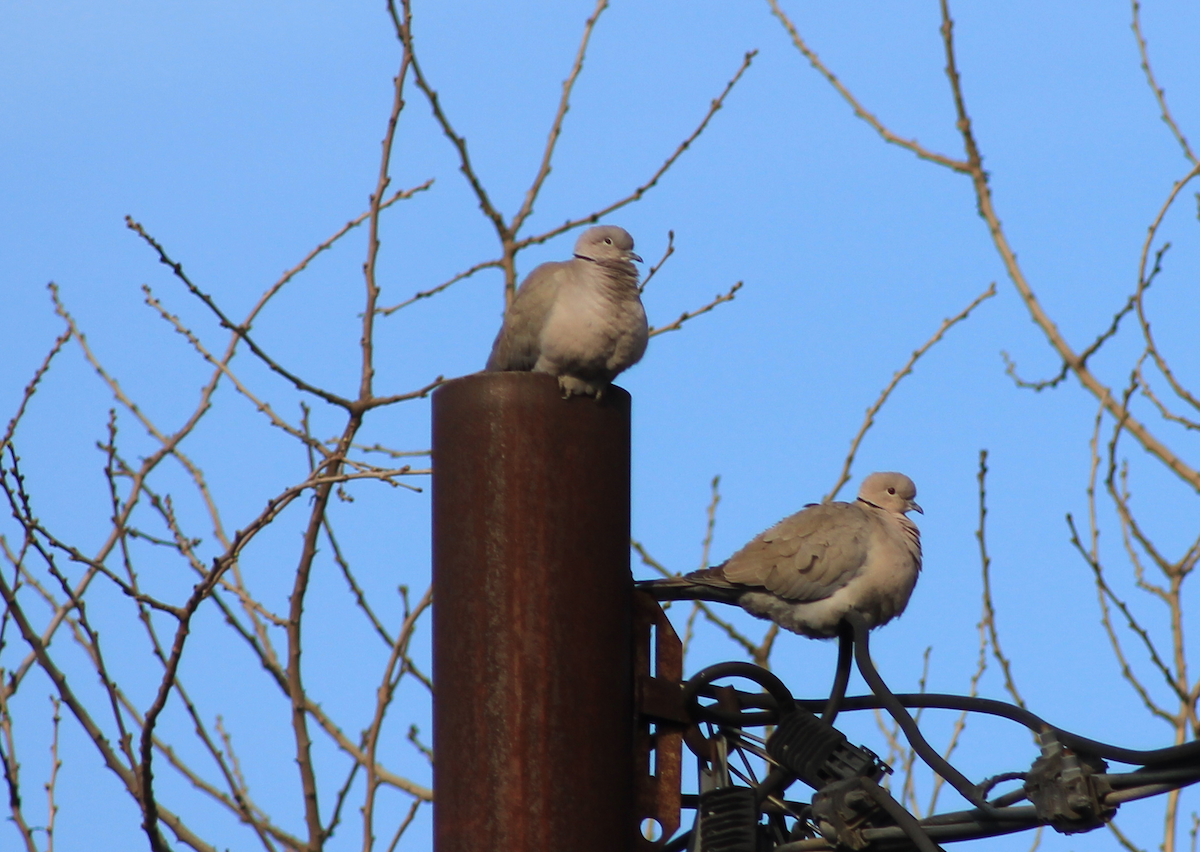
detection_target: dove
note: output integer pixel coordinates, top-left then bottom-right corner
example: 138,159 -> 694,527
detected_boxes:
485,225 -> 648,399
639,472 -> 923,639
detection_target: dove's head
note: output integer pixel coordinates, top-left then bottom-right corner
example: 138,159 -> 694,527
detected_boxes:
859,472 -> 923,516
574,226 -> 643,265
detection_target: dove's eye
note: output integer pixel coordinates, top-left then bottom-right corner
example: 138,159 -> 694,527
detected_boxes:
604,238 -> 613,245
887,487 -> 896,494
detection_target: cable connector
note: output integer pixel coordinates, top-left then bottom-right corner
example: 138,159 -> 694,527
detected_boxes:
1024,732 -> 1116,834
695,787 -> 758,852
766,707 -> 895,850
766,706 -> 889,790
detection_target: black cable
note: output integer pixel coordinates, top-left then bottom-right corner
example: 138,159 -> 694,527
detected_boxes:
683,661 -> 794,728
821,624 -> 853,725
752,767 -> 795,808
671,626 -> 1200,849
1103,767 -> 1200,788
1108,780 -> 1200,805
844,611 -> 993,812
773,807 -> 1042,851
861,776 -> 946,852
795,692 -> 1200,767
977,771 -> 1027,799
795,692 -> 1046,731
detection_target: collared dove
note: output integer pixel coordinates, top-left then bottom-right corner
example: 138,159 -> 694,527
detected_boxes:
485,225 -> 648,399
639,472 -> 923,639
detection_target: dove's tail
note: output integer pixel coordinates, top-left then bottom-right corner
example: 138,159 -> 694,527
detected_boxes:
635,569 -> 746,605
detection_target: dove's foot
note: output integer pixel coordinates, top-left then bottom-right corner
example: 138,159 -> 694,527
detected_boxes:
557,375 -> 602,400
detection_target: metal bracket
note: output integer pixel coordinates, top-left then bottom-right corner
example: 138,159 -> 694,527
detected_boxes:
634,591 -> 685,848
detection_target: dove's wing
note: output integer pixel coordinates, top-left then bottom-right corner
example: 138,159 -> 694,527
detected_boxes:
485,260 -> 570,371
720,502 -> 876,603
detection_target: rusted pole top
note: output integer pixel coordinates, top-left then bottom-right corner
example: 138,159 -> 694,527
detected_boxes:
432,372 -> 633,852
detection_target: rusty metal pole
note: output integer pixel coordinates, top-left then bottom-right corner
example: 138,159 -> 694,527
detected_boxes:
432,371 -> 634,852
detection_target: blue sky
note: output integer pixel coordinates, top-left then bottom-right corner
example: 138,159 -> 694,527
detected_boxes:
3,2 -> 1199,850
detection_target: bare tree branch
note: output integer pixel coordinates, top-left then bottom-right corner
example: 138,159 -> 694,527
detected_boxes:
519,50 -> 759,254
648,281 -> 743,338
510,0 -> 610,238
976,450 -> 1026,709
639,230 -> 676,294
766,0 -> 968,172
1131,0 -> 1197,165
825,282 -> 995,503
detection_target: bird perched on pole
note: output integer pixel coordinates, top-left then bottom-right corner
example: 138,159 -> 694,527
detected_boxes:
485,225 -> 648,399
639,472 -> 923,639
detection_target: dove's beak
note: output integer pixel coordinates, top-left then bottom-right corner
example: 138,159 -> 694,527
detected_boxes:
909,500 -> 924,515
627,251 -> 643,263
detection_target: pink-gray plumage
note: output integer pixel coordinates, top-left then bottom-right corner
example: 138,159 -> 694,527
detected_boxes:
486,225 -> 648,399
640,472 -> 924,639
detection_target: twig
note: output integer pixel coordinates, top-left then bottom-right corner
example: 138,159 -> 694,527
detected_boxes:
126,217 -> 356,410
388,7 -> 753,312
1108,817 -> 1149,852
384,799 -> 423,852
976,450 -> 1025,709
510,0 -> 610,240
928,599 -> 989,814
1001,283 -> 1145,392
0,674 -> 38,852
698,476 -> 721,572
45,695 -> 62,852
1131,1 -> 1197,164
1101,383 -> 1192,700
163,552 -> 433,803
322,761 -> 360,847
1,325 -> 72,454
898,647 -> 932,816
1108,442 -> 1190,589
360,40 -> 414,404
752,624 -> 779,669
390,0 -> 507,238
1135,166 -> 1200,418
362,585 -> 433,851
520,50 -> 759,253
283,179 -> 433,294
106,679 -> 294,851
765,0 -> 968,172
214,716 -> 251,818
377,257 -> 503,316
5,444 -> 142,783
825,282 -> 995,502
325,519 -> 394,647
648,281 -> 743,338
682,476 -> 723,663
680,601 -> 703,664
142,286 -> 328,452
407,725 -> 434,765
1138,362 -> 1200,432
363,375 -> 445,410
639,230 -> 676,293
281,430 -> 369,849
1068,402 -> 1175,720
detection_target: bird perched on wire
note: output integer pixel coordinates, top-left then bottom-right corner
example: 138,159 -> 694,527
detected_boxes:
485,225 -> 648,399
639,472 -> 923,639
